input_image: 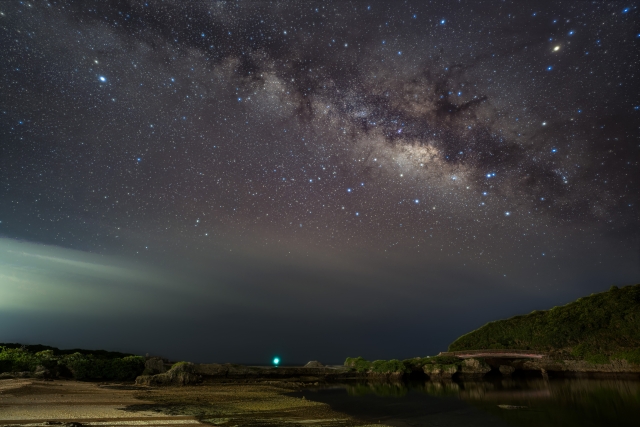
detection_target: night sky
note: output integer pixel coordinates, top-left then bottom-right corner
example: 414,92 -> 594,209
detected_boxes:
1,1 -> 639,364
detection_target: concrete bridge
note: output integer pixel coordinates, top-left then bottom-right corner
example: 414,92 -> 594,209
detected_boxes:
439,350 -> 546,359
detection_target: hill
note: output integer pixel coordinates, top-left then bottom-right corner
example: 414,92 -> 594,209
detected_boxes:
449,284 -> 640,363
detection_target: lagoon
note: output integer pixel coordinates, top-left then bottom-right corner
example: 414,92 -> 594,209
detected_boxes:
293,378 -> 640,426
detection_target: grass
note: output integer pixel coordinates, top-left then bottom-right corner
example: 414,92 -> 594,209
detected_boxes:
448,284 -> 640,363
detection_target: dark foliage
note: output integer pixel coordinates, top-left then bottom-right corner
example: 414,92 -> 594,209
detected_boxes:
0,345 -> 144,380
0,343 -> 134,359
448,284 -> 640,362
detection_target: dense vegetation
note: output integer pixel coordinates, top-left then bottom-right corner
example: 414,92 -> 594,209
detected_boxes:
0,344 -> 145,380
344,355 -> 464,374
449,284 -> 640,363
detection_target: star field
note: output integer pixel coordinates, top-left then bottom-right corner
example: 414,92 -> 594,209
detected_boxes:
1,1 -> 639,277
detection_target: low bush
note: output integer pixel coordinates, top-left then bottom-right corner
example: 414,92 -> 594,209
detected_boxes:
402,357 -> 430,371
345,356 -> 463,374
344,356 -> 372,373
613,349 -> 640,365
0,347 -> 41,372
370,359 -> 408,374
63,353 -> 145,380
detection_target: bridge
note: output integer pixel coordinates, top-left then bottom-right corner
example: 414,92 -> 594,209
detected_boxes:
438,350 -> 546,359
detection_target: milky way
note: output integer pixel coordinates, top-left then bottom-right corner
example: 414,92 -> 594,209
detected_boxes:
0,1 -> 638,361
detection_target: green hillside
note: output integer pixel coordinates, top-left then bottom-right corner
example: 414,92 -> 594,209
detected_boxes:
449,284 -> 640,363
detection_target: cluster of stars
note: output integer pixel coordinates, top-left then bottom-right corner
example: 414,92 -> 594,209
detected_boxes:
0,0 -> 637,271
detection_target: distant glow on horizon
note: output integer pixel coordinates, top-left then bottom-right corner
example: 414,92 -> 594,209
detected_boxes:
273,357 -> 280,366
0,238 -> 180,314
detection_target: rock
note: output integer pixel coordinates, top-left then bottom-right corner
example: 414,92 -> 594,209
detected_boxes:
194,363 -> 230,376
143,357 -> 167,375
423,364 -> 459,380
304,361 -> 324,368
458,358 -> 491,379
33,365 -> 51,379
499,365 -> 516,376
135,362 -> 201,386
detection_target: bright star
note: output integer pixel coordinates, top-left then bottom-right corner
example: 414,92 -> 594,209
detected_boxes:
99,76 -> 106,82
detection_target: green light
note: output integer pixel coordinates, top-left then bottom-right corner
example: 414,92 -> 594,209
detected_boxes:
273,357 -> 280,366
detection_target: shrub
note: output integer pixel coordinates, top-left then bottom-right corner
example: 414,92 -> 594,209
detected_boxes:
370,359 -> 408,374
0,347 -> 40,372
170,361 -> 190,370
63,353 -> 144,380
584,353 -> 610,365
613,349 -> 640,365
402,357 -> 430,372
344,357 -> 372,373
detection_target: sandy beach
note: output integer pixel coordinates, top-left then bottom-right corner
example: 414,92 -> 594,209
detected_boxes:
0,379 -> 386,427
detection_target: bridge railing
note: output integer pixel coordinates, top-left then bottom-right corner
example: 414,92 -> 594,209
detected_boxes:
439,349 -> 546,358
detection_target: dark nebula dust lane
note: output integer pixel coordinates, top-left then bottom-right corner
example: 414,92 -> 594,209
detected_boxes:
0,1 -> 638,362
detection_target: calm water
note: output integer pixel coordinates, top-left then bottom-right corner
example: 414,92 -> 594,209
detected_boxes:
293,378 -> 640,426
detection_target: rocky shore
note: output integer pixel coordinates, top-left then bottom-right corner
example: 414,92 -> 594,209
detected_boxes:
132,353 -> 640,388
134,359 -> 364,387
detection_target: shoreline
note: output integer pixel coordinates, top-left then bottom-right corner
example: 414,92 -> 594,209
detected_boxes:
0,378 -> 388,427
3,375 -> 640,426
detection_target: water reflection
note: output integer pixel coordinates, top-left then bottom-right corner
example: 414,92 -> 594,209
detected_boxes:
319,378 -> 640,426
